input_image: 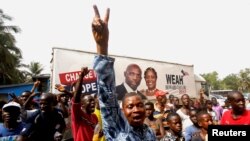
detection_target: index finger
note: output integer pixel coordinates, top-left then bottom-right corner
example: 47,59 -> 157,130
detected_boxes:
93,5 -> 100,18
104,8 -> 110,24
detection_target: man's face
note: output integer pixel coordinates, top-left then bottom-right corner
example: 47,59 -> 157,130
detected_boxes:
2,107 -> 20,123
124,64 -> 142,91
60,94 -> 69,104
168,115 -> 182,133
81,95 -> 96,114
169,95 -> 174,102
156,101 -> 165,112
40,95 -> 53,113
20,92 -> 31,104
198,114 -> 213,130
206,101 -> 213,110
231,93 -> 245,113
181,94 -> 190,106
145,104 -> 154,117
122,95 -> 145,127
211,97 -> 218,105
173,97 -> 179,105
189,110 -> 198,126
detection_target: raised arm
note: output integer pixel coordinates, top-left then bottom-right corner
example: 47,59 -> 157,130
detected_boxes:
92,5 -> 128,140
30,80 -> 40,93
73,67 -> 89,103
23,92 -> 40,109
55,84 -> 74,98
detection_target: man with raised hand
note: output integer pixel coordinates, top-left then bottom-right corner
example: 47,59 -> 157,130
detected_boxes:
92,5 -> 156,141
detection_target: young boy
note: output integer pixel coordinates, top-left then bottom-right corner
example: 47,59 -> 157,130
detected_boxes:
160,113 -> 184,141
191,111 -> 213,141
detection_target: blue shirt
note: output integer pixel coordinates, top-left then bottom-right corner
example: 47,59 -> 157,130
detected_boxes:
0,122 -> 25,141
93,55 -> 156,141
184,125 -> 199,141
20,109 -> 66,141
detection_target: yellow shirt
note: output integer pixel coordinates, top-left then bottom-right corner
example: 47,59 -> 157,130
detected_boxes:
93,108 -> 105,141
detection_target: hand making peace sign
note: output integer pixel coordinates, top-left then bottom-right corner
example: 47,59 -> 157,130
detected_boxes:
92,5 -> 110,55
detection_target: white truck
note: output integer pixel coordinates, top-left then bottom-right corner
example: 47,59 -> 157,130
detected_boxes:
50,47 -> 206,98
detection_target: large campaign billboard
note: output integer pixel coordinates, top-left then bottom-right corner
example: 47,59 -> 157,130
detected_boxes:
51,47 -> 197,98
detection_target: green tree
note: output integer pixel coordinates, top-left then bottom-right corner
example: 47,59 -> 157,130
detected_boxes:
0,9 -> 24,85
26,61 -> 44,77
238,68 -> 250,93
201,71 -> 222,90
222,73 -> 240,90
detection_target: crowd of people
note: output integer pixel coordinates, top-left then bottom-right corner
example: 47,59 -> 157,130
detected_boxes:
1,5 -> 250,141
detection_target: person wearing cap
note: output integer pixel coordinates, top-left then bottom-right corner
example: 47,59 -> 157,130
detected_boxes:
0,102 -> 25,140
153,90 -> 167,119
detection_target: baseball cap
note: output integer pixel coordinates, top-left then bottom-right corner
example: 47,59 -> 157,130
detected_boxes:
2,101 -> 21,111
155,90 -> 167,97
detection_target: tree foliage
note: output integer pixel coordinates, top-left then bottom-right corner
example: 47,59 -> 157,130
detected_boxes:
26,61 -> 44,76
222,73 -> 240,90
201,71 -> 222,90
202,68 -> 250,93
0,9 -> 24,85
0,9 -> 45,85
238,68 -> 250,92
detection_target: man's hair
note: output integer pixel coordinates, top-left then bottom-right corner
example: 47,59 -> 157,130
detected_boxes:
190,108 -> 198,114
41,93 -> 57,106
196,110 -> 209,122
227,90 -> 243,102
166,112 -> 181,122
126,64 -> 141,72
21,90 -> 32,95
181,94 -> 189,99
144,101 -> 154,108
169,94 -> 174,98
205,100 -> 212,105
122,92 -> 143,108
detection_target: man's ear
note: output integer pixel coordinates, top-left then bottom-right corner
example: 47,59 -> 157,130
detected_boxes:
198,121 -> 202,127
124,71 -> 127,77
166,121 -> 170,126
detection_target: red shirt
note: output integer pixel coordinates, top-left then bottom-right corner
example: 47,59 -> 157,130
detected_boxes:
220,109 -> 250,125
71,100 -> 98,141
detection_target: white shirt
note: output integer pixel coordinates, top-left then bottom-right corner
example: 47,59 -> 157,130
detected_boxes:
124,82 -> 137,93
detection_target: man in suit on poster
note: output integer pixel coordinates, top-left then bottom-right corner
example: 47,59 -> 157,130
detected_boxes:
116,64 -> 147,101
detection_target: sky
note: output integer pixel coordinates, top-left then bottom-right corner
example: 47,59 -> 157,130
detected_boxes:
1,0 -> 250,79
